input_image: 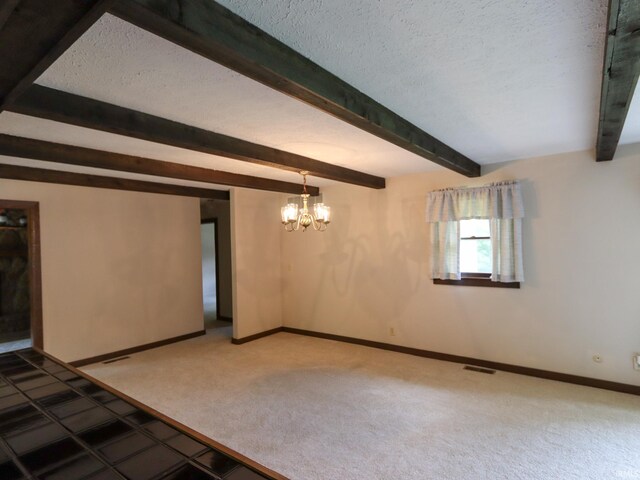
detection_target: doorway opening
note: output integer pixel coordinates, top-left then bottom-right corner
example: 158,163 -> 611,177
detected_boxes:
0,200 -> 42,353
200,219 -> 219,329
200,199 -> 232,337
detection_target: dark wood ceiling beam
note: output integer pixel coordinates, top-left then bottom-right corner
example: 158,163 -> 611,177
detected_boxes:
0,0 -> 20,31
0,0 -> 114,111
9,85 -> 383,189
596,0 -> 640,161
0,163 -> 229,199
111,0 -> 481,178
0,134 -> 319,195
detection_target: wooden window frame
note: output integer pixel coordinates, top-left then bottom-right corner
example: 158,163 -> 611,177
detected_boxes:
433,273 -> 519,288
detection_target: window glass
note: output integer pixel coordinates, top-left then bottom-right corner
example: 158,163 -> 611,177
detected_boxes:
459,219 -> 490,238
460,219 -> 491,274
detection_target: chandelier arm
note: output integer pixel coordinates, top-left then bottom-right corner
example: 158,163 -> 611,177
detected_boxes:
281,172 -> 330,232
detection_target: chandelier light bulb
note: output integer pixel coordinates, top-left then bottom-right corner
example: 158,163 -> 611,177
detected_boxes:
281,203 -> 298,224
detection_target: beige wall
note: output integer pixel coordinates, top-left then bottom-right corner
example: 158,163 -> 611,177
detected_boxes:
281,145 -> 640,385
230,188 -> 283,339
0,179 -> 204,362
200,199 -> 233,318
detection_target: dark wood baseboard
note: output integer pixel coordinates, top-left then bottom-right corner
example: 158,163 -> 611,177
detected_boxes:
281,327 -> 640,396
232,327 -> 283,345
70,329 -> 206,367
217,316 -> 233,323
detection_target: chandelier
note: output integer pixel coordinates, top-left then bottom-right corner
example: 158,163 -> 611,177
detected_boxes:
281,172 -> 331,232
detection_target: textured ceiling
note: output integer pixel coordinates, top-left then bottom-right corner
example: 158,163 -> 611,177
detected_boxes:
32,13 -> 436,183
215,0 -> 609,162
0,0 -> 612,189
0,111 -> 316,187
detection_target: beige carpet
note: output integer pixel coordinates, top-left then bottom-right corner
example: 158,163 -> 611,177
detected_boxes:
82,327 -> 640,480
203,297 -> 218,329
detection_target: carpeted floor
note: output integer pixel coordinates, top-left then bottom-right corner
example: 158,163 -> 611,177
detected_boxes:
203,297 -> 218,329
82,326 -> 640,480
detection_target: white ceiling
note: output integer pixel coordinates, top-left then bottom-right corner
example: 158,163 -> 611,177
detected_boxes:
0,1 -> 612,190
214,0 -> 609,162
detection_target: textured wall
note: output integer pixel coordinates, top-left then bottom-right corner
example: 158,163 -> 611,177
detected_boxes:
281,145 -> 640,385
0,180 -> 204,362
230,188 -> 283,339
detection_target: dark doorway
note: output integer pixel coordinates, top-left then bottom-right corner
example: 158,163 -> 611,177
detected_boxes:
200,198 -> 232,337
200,218 -> 219,329
0,200 -> 42,352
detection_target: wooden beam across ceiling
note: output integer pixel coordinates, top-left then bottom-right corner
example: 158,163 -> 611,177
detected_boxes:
0,1 -> 20,31
0,134 -> 319,195
0,0 -> 114,111
10,85 -> 384,189
596,0 -> 640,161
111,0 -> 481,178
0,163 -> 229,199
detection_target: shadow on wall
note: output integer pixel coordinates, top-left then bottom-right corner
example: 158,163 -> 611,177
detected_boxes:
306,188 -> 425,328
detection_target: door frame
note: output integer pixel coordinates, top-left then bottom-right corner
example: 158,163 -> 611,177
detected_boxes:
201,217 -> 221,321
0,200 -> 43,349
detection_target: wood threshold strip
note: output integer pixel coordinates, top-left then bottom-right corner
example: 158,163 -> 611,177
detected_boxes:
111,0 -> 481,178
0,163 -> 230,199
10,85 -> 385,189
0,134 -> 317,195
0,0 -> 115,111
596,0 -> 640,161
69,329 -> 206,367
37,347 -> 288,480
234,326 -> 639,396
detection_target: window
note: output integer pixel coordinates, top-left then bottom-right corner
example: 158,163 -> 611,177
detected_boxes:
459,219 -> 491,275
426,181 -> 524,288
438,219 -> 518,287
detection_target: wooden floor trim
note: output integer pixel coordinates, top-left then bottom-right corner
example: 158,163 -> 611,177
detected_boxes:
36,347 -> 288,480
70,329 -> 206,367
232,327 -> 283,345
281,327 -> 640,396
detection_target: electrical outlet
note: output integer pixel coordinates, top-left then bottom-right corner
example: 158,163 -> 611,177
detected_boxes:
389,327 -> 396,337
633,354 -> 640,371
592,354 -> 603,363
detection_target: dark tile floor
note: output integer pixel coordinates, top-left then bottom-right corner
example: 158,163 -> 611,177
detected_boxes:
0,349 -> 270,480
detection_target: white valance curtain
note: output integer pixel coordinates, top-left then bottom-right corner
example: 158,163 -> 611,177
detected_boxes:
425,181 -> 524,282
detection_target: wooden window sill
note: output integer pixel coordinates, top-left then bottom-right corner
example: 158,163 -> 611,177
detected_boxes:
433,276 -> 520,288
